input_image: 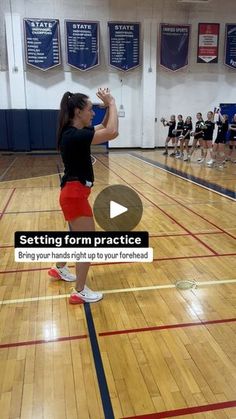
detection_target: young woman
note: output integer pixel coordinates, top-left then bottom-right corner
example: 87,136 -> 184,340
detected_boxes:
199,111 -> 215,164
207,111 -> 229,167
169,114 -> 184,157
52,89 -> 118,303
189,112 -> 204,161
161,115 -> 176,155
176,116 -> 192,161
228,113 -> 236,162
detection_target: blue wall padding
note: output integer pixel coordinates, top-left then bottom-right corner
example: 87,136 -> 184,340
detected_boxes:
0,106 -> 106,151
28,110 -> 44,150
0,110 -> 9,150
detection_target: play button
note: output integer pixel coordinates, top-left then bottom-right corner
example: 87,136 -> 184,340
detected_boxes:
93,185 -> 143,231
110,201 -> 128,219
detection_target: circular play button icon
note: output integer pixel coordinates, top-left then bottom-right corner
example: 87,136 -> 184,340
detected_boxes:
93,185 -> 143,231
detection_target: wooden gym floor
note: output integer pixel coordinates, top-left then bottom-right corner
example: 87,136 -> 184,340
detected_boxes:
0,150 -> 235,419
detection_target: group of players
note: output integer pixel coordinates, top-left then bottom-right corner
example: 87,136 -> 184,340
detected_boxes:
161,110 -> 236,167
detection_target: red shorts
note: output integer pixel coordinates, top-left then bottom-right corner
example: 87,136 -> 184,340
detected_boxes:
59,181 -> 93,221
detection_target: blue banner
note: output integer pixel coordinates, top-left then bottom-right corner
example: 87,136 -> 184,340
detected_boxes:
160,24 -> 190,71
24,19 -> 60,70
225,24 -> 236,69
66,21 -> 99,71
108,22 -> 140,71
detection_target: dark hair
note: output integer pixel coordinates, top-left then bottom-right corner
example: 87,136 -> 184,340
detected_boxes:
178,114 -> 183,118
196,112 -> 203,121
57,91 -> 89,149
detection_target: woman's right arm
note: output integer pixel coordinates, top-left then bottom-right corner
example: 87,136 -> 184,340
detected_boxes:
92,89 -> 119,144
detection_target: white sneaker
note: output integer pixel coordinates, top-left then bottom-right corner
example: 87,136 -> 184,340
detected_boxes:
198,158 -> 205,164
69,286 -> 103,304
48,265 -> 76,282
207,159 -> 215,166
197,157 -> 203,162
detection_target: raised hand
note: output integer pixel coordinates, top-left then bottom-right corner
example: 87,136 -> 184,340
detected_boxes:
96,88 -> 115,106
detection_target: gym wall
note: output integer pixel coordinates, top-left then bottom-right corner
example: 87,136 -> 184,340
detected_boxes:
0,0 -> 236,150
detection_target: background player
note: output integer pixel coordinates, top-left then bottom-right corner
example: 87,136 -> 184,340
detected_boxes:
198,111 -> 215,164
161,115 -> 176,155
170,114 -> 184,157
176,116 -> 192,161
228,113 -> 236,163
189,112 -> 205,161
207,110 -> 229,167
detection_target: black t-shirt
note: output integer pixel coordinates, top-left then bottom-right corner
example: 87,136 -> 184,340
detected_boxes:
167,121 -> 176,137
216,120 -> 229,140
203,120 -> 215,140
182,122 -> 193,139
229,123 -> 236,140
60,125 -> 95,186
176,121 -> 184,136
194,120 -> 204,139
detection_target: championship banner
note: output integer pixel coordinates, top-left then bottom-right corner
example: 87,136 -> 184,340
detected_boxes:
65,21 -> 99,71
24,19 -> 60,70
225,24 -> 236,69
108,22 -> 140,71
160,24 -> 190,71
197,23 -> 219,63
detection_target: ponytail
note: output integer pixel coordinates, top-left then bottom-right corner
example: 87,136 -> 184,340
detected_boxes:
57,91 -> 89,149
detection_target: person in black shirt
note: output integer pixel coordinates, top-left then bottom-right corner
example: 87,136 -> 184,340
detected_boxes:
198,111 -> 215,164
207,110 -> 229,167
228,113 -> 236,162
53,89 -> 118,304
161,115 -> 176,155
170,114 -> 184,157
176,116 -> 193,161
189,112 -> 205,161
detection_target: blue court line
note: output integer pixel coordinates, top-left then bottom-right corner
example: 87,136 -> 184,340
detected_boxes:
84,303 -> 114,419
130,152 -> 236,200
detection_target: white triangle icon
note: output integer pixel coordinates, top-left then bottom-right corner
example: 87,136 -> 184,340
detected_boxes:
110,200 -> 128,219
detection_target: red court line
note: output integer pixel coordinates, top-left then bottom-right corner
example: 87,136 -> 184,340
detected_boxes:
96,158 -> 218,256
123,400 -> 236,418
2,319 -> 235,349
0,334 -> 88,349
0,245 -> 14,248
195,231 -> 224,235
1,252 -> 236,275
99,317 -> 236,337
109,157 -> 236,240
0,188 -> 16,220
5,209 -> 60,215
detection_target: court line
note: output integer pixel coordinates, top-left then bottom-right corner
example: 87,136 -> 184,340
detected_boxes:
1,316 -> 235,350
1,252 -> 236,276
0,278 -> 236,305
108,154 -> 236,241
0,188 -> 16,221
99,317 -> 236,337
84,303 -> 114,419
96,157 -> 218,255
128,153 -> 236,239
129,152 -> 236,201
5,209 -> 61,215
123,400 -> 236,418
0,157 -> 18,181
0,334 -> 88,349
